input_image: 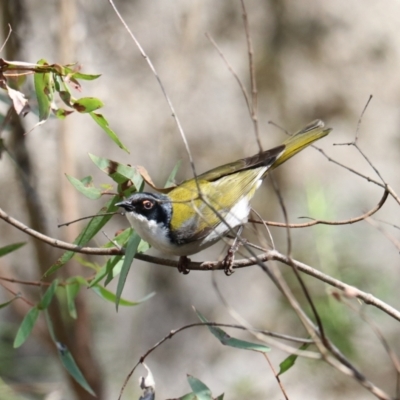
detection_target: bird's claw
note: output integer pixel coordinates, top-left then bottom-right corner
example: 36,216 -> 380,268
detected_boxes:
178,255 -> 191,274
222,239 -> 242,276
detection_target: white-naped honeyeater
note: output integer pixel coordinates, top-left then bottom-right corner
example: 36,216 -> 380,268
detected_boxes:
116,120 -> 331,275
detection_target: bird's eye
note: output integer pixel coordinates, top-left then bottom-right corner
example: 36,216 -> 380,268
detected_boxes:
142,200 -> 154,210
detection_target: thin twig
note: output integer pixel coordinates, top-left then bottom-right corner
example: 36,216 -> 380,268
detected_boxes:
270,170 -> 328,345
249,188 -> 389,228
0,282 -> 34,306
0,276 -> 51,287
335,95 -> 373,146
210,273 -> 314,358
107,0 -> 198,182
57,212 -> 118,228
205,32 -> 252,119
257,264 -> 394,400
250,207 -> 275,249
268,120 -> 290,136
118,321 -> 319,400
240,0 -> 262,151
0,23 -> 12,53
263,353 -> 290,400
365,217 -> 400,251
315,147 -> 400,206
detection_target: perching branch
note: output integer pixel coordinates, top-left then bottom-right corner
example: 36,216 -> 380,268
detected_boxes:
1,206 -> 399,323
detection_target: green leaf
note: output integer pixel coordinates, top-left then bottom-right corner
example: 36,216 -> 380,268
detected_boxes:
116,232 -> 141,310
34,59 -> 53,122
196,310 -> 270,353
38,279 -> 59,310
165,160 -> 181,188
71,72 -> 101,81
137,239 -> 150,253
179,395 -> 196,400
53,108 -> 74,119
90,112 -> 129,152
73,254 -> 99,270
65,277 -> 84,319
103,228 -> 132,248
187,375 -> 212,400
278,342 -> 310,376
91,284 -> 155,306
57,342 -> 96,396
215,394 -> 224,400
0,295 -> 20,309
89,153 -> 142,188
72,97 -> 103,113
65,174 -> 102,199
59,90 -> 73,107
0,242 -> 25,257
43,310 -> 95,395
14,307 -> 40,348
44,197 -> 119,277
89,255 -> 123,287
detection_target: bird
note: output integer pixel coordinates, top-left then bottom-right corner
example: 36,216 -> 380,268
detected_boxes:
116,120 -> 331,275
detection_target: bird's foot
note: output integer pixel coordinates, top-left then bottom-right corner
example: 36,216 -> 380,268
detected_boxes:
222,240 -> 244,275
223,226 -> 245,276
178,255 -> 191,274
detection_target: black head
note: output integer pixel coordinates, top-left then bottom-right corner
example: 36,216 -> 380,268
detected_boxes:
116,192 -> 172,225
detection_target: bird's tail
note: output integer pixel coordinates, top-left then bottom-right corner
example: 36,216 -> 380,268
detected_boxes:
270,119 -> 331,170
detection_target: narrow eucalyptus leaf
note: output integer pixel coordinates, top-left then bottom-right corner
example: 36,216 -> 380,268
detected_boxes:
14,307 -> 40,348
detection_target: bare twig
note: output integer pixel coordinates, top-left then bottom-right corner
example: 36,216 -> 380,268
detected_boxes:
365,217 -> 400,251
107,0 -> 198,182
315,147 -> 400,206
257,263 -> 394,400
270,170 -> 328,346
210,273 -> 314,357
205,32 -> 252,119
263,353 -> 290,400
0,276 -> 51,287
335,95 -> 373,146
118,321 -> 318,400
249,188 -> 389,228
268,120 -> 290,136
346,295 -> 400,375
0,23 -> 12,53
250,207 -> 275,249
240,0 -> 262,151
57,212 -> 118,228
0,281 -> 34,306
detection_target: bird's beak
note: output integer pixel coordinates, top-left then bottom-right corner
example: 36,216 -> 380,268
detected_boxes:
115,200 -> 132,211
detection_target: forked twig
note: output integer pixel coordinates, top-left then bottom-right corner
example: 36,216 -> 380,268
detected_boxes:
335,95 -> 373,146
117,321 -> 317,400
315,146 -> 400,206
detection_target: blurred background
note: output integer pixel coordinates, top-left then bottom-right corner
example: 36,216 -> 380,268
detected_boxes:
1,0 -> 400,399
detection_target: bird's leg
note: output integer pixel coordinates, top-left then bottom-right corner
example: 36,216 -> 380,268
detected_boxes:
222,226 -> 244,276
178,255 -> 191,274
